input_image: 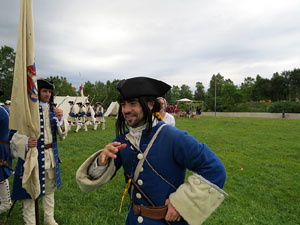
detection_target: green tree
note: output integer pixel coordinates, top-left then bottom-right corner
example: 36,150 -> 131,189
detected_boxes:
83,81 -> 97,104
240,76 -> 255,102
252,75 -> 272,101
168,85 -> 180,104
48,76 -> 76,96
270,72 -> 288,101
194,82 -> 205,101
105,79 -> 120,108
220,79 -> 243,111
0,45 -> 15,102
91,79 -> 120,109
206,73 -> 225,111
286,68 -> 300,101
179,84 -> 193,99
94,80 -> 107,106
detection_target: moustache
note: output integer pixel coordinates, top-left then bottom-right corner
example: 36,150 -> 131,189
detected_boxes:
124,112 -> 138,117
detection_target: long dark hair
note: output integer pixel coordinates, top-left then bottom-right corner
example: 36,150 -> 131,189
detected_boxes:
116,96 -> 161,137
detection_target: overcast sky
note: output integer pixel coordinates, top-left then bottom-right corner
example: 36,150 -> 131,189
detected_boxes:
1,0 -> 300,91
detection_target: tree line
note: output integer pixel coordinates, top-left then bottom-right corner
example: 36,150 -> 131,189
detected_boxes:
1,45 -> 300,112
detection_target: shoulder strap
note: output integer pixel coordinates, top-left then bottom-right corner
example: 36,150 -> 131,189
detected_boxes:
130,124 -> 166,200
133,123 -> 177,190
133,124 -> 166,182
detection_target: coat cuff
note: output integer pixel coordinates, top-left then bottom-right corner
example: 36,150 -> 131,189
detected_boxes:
57,119 -> 68,141
76,149 -> 115,193
10,132 -> 27,160
169,173 -> 228,225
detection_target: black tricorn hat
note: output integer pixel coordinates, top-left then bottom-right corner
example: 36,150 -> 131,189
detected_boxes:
37,79 -> 55,90
68,101 -> 74,104
96,102 -> 102,105
117,77 -> 171,101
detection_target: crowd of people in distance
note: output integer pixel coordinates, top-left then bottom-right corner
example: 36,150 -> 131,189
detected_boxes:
67,101 -> 106,132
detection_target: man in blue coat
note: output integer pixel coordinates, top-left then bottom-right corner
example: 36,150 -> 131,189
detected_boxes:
0,93 -> 12,213
76,77 -> 227,225
10,79 -> 67,225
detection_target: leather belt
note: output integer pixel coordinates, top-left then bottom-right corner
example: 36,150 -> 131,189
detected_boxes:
131,202 -> 168,220
0,141 -> 10,145
44,143 -> 53,149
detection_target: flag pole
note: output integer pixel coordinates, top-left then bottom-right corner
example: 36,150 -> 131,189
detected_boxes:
9,0 -> 41,224
35,199 -> 39,225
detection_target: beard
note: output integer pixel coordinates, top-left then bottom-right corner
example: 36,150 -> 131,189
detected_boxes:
124,112 -> 145,128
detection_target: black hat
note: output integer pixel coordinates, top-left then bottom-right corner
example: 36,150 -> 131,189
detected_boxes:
96,102 -> 102,105
68,101 -> 74,104
37,79 -> 55,90
76,102 -> 82,105
117,77 -> 171,101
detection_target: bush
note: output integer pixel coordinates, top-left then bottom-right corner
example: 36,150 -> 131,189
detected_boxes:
231,102 -> 272,112
268,101 -> 300,113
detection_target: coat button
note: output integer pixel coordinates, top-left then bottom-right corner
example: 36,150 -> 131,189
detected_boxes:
137,153 -> 143,160
137,179 -> 143,186
137,216 -> 143,223
140,167 -> 144,172
136,193 -> 142,199
41,145 -> 44,148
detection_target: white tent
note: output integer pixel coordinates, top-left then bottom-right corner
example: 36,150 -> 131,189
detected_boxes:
176,98 -> 192,102
104,101 -> 119,117
54,96 -> 88,117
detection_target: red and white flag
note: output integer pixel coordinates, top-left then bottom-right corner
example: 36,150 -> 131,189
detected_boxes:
9,0 -> 40,200
80,83 -> 84,97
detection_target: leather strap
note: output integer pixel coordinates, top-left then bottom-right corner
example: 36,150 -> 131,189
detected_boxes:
44,143 -> 53,149
0,140 -> 10,145
131,202 -> 168,220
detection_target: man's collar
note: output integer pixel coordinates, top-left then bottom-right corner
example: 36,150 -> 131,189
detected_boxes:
39,101 -> 49,108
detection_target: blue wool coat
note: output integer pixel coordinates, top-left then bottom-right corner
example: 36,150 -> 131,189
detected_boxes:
11,106 -> 62,200
0,105 -> 11,181
113,121 -> 226,225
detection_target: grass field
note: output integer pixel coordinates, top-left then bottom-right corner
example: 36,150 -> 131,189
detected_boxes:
1,116 -> 299,225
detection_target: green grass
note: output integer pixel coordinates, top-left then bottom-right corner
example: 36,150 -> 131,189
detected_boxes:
1,116 -> 300,225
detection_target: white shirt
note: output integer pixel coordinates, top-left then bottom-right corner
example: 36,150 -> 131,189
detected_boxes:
163,112 -> 175,126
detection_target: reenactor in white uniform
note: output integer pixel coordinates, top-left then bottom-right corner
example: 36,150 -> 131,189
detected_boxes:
67,101 -> 77,131
74,102 -> 86,133
94,102 -> 105,130
84,101 -> 95,131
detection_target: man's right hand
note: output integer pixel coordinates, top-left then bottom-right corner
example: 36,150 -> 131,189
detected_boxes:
98,142 -> 127,166
28,137 -> 38,148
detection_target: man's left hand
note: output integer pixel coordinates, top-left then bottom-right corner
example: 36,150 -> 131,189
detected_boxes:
164,199 -> 181,222
53,107 -> 63,121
